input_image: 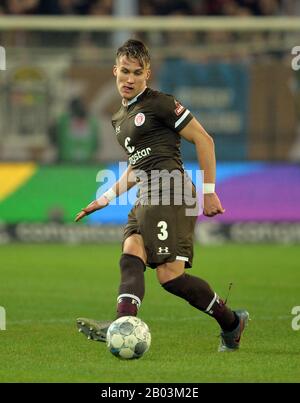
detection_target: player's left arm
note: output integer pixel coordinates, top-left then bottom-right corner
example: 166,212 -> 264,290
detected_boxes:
179,117 -> 225,217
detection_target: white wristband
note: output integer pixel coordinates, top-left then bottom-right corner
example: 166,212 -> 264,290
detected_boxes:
102,188 -> 117,202
203,183 -> 215,194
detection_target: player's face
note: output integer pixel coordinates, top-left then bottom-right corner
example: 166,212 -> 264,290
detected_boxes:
113,56 -> 150,100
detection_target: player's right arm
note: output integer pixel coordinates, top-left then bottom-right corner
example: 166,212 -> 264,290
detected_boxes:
75,164 -> 136,222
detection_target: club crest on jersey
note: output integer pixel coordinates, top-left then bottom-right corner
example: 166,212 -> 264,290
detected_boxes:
134,113 -> 145,127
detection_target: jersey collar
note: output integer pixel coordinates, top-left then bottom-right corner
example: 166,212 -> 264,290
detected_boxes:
122,87 -> 147,107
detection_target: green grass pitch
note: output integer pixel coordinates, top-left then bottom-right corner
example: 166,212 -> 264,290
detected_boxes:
0,244 -> 299,383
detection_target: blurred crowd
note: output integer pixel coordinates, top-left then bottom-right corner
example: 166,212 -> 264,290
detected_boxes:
0,0 -> 299,16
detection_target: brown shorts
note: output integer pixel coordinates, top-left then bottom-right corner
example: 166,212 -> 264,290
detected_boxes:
123,203 -> 197,269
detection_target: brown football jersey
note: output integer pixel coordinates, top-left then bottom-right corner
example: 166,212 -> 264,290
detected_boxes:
112,87 -> 194,204
112,87 -> 193,173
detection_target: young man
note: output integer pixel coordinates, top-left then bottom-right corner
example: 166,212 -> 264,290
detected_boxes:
75,39 -> 249,352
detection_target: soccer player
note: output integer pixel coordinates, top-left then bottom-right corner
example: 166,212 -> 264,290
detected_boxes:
75,39 -> 249,352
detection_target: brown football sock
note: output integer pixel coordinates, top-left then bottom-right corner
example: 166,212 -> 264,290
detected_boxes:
117,253 -> 145,318
162,273 -> 237,331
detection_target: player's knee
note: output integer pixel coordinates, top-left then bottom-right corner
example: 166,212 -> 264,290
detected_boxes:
156,261 -> 185,285
123,235 -> 146,263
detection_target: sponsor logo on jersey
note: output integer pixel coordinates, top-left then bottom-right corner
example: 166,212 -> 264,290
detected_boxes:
174,100 -> 185,116
134,112 -> 145,126
128,147 -> 151,165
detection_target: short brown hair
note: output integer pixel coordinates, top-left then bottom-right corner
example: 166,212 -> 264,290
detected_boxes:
116,39 -> 150,69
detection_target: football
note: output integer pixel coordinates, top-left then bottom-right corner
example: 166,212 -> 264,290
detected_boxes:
106,316 -> 151,359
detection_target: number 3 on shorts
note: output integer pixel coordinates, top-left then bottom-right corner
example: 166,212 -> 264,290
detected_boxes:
157,221 -> 168,240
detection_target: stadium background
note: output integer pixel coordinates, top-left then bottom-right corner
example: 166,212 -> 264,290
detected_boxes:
0,0 -> 300,384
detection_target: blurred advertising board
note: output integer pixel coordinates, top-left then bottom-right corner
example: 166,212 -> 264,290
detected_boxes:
1,162 -> 300,244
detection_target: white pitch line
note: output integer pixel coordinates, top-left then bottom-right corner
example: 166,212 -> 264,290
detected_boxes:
6,315 -> 291,326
